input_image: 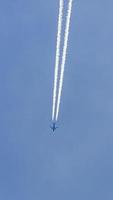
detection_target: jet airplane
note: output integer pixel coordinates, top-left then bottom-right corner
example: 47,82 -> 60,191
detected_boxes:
50,122 -> 58,132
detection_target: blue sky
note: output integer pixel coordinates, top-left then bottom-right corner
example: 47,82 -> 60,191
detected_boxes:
0,0 -> 113,199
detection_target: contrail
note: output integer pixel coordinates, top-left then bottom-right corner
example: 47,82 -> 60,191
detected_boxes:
55,0 -> 73,121
52,0 -> 64,121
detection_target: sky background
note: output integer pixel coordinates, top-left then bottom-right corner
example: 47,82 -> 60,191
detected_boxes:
0,0 -> 113,199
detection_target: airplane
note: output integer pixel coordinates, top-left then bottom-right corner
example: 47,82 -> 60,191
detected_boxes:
50,122 -> 58,132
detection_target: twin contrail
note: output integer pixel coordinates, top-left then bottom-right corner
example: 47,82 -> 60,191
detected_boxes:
52,0 -> 64,121
52,0 -> 73,122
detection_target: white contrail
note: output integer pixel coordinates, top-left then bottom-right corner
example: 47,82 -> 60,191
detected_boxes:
52,0 -> 64,121
55,0 -> 73,121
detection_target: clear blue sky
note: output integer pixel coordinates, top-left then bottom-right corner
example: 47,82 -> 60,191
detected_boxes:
0,0 -> 113,199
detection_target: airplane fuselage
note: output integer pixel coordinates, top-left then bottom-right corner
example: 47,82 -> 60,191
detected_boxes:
51,122 -> 57,131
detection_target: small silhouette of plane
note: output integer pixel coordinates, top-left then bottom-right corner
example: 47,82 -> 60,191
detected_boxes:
50,122 -> 58,132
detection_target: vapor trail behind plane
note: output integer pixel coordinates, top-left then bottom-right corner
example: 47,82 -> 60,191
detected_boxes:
55,0 -> 73,121
52,0 -> 64,121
